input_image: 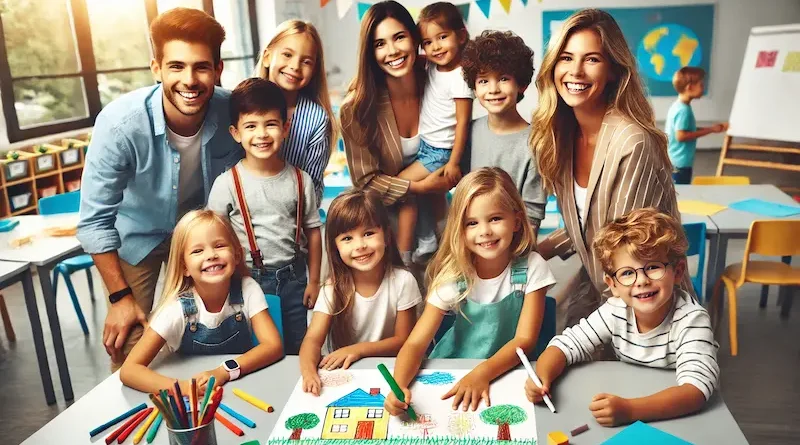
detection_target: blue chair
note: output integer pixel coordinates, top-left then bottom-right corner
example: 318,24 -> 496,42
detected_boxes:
38,191 -> 94,335
251,294 -> 284,351
683,222 -> 707,303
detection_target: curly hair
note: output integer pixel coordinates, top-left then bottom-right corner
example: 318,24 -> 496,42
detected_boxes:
461,30 -> 534,103
593,208 -> 688,275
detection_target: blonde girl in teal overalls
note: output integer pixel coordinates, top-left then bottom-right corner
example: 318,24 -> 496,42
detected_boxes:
385,168 -> 556,415
120,210 -> 284,397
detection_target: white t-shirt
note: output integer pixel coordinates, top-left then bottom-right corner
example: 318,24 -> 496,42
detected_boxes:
418,64 -> 474,149
574,180 -> 587,228
313,268 -> 422,352
150,277 -> 268,352
167,125 -> 204,216
400,134 -> 420,167
428,252 -> 556,311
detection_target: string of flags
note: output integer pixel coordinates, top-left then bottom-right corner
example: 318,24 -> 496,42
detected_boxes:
321,0 -> 541,21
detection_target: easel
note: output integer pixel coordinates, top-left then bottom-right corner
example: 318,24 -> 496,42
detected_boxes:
715,135 -> 800,193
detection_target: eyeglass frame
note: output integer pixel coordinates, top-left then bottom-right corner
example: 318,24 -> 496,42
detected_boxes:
610,261 -> 671,287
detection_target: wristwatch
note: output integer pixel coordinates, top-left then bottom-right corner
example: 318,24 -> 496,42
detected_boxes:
222,359 -> 241,381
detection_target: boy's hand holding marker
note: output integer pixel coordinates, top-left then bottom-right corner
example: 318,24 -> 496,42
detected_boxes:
384,387 -> 413,417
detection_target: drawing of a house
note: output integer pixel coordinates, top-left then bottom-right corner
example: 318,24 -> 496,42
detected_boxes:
321,388 -> 389,440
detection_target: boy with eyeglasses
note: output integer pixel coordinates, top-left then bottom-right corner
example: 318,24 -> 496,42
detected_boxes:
525,208 -> 719,427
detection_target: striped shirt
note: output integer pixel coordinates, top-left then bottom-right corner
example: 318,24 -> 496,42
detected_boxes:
549,288 -> 720,400
282,94 -> 330,203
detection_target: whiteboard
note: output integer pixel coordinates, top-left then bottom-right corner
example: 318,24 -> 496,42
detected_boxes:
728,24 -> 800,143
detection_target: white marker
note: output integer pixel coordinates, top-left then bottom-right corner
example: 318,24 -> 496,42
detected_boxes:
516,347 -> 556,413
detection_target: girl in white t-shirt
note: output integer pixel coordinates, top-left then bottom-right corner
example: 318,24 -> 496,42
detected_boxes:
385,168 -> 556,416
120,210 -> 283,397
300,190 -> 422,395
395,2 -> 474,265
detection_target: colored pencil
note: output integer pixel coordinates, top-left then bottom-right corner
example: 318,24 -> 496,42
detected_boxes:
232,387 -> 274,412
117,407 -> 153,443
190,378 -> 198,428
158,390 -> 175,427
105,408 -> 150,444
219,403 -> 257,428
167,391 -> 185,429
198,376 -> 215,422
201,387 -> 224,426
516,347 -> 556,413
133,408 -> 159,444
377,363 -> 417,421
149,394 -> 176,429
173,381 -> 189,428
145,413 -> 163,443
214,412 -> 244,436
89,403 -> 147,437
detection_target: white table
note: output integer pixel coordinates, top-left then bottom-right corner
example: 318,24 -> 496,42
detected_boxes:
0,260 -> 55,404
22,356 -> 749,444
675,185 -> 799,314
0,214 -> 83,403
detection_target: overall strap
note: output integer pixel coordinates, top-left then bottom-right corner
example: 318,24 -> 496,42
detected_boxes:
178,292 -> 198,316
293,166 -> 304,254
231,165 -> 263,269
228,277 -> 245,306
456,277 -> 468,295
510,256 -> 528,294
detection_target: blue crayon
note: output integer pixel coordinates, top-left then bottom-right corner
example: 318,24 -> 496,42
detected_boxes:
88,403 -> 147,437
219,403 -> 257,428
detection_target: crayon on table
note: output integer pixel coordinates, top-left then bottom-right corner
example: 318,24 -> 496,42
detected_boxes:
105,408 -> 150,445
377,363 -> 417,421
215,412 -> 245,436
232,388 -> 274,412
133,408 -> 159,444
117,407 -> 153,443
89,403 -> 147,437
145,413 -> 163,444
219,403 -> 257,428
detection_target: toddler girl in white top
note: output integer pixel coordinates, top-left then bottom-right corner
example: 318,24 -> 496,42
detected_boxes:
299,189 -> 421,395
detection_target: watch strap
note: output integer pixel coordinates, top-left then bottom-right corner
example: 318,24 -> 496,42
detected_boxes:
109,286 -> 133,304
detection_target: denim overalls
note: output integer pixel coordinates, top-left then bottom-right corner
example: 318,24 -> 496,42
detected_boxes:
430,257 -> 528,359
177,278 -> 253,355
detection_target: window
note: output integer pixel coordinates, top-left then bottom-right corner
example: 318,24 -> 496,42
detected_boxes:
366,409 -> 384,419
333,409 -> 350,419
331,424 -> 348,433
0,0 -> 260,143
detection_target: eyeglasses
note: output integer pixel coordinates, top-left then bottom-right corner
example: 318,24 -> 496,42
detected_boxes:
611,262 -> 670,287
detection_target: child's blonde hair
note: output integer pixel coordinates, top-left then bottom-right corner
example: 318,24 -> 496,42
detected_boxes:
426,167 -> 536,303
156,210 -> 249,314
593,207 -> 688,275
324,189 -> 405,350
254,19 -> 338,157
672,66 -> 705,94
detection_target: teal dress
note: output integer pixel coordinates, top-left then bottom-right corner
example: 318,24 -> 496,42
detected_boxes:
429,258 -> 528,359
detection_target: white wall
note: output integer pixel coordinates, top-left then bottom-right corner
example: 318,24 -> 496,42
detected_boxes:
0,94 -> 8,147
317,0 -> 800,148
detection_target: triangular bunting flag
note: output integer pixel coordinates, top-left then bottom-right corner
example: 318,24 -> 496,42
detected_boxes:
520,0 -> 528,4
456,3 -> 470,21
336,0 -> 353,19
498,0 -> 511,13
475,0 -> 491,18
357,2 -> 371,20
321,0 -> 331,7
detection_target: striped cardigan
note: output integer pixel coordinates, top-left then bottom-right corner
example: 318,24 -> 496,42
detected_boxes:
542,109 -> 694,298
282,94 -> 330,202
342,90 -> 412,206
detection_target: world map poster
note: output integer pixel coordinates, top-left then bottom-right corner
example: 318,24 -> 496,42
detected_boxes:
542,4 -> 715,96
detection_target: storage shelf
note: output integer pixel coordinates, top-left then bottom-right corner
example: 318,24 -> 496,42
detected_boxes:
10,204 -> 37,216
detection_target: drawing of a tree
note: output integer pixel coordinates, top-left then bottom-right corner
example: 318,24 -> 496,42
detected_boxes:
448,412 -> 475,438
285,413 -> 320,440
479,405 -> 527,441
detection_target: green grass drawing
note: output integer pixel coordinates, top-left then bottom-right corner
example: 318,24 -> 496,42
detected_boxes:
266,437 -> 536,445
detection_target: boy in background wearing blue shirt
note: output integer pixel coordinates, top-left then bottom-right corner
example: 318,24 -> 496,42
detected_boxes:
666,67 -> 727,184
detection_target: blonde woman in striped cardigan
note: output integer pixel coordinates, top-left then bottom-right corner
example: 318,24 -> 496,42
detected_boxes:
530,9 -> 694,331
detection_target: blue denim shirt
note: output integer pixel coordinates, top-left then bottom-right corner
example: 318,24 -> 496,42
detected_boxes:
77,85 -> 243,266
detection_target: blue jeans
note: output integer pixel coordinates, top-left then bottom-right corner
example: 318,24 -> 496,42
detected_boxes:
251,256 -> 307,355
672,167 -> 693,185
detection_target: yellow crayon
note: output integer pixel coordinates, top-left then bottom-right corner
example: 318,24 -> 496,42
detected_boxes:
133,408 -> 159,444
232,388 -> 274,413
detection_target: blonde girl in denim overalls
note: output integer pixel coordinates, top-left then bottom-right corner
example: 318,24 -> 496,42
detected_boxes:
384,168 -> 556,416
119,210 -> 283,398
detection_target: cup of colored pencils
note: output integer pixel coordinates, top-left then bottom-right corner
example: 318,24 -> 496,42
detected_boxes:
149,378 -> 222,445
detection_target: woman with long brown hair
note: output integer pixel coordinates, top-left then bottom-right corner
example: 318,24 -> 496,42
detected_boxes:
531,9 -> 692,330
340,0 -> 457,264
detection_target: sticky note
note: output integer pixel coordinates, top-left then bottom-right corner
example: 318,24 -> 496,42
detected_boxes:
678,200 -> 727,216
729,199 -> 800,217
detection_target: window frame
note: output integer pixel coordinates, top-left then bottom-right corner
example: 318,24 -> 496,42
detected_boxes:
0,0 -> 260,143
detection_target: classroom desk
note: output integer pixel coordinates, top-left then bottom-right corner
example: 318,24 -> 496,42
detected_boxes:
675,185 -> 799,311
0,213 -> 83,403
22,355 -> 748,444
0,260 -> 56,405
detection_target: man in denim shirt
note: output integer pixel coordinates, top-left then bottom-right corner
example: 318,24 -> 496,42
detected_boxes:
77,8 -> 242,370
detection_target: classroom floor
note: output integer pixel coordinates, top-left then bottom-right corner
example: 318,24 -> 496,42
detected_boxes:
1,150 -> 798,445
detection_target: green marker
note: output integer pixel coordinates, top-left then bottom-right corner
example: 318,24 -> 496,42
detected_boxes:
239,441 -> 260,445
145,412 -> 163,443
377,363 -> 417,421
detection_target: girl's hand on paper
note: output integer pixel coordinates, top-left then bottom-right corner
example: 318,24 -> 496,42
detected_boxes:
384,387 -> 412,417
319,345 -> 362,370
525,376 -> 551,404
302,369 -> 322,396
589,393 -> 632,427
442,368 -> 491,411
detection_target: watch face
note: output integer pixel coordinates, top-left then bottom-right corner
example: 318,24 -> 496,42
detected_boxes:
224,359 -> 239,370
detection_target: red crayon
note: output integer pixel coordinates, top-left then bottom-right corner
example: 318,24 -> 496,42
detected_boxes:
215,412 -> 244,436
105,408 -> 151,444
201,387 -> 224,426
117,407 -> 153,443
